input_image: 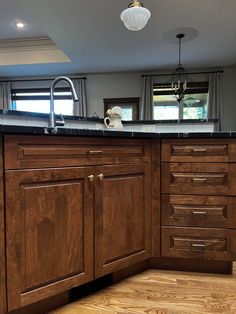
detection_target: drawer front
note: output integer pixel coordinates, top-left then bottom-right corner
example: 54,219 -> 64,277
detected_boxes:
162,227 -> 236,261
161,139 -> 236,162
4,135 -> 151,169
162,195 -> 236,228
162,163 -> 236,195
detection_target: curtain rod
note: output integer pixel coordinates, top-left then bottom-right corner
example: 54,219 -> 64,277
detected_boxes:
0,76 -> 87,83
142,70 -> 224,77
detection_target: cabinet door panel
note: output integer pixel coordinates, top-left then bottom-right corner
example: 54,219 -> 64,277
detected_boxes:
24,181 -> 84,289
6,168 -> 93,311
95,164 -> 151,277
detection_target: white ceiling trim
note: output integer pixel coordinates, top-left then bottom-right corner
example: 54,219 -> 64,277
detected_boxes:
0,36 -> 57,53
0,50 -> 71,66
0,36 -> 71,66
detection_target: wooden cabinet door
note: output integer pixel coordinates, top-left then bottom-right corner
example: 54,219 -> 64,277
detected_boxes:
5,167 -> 94,311
94,163 -> 152,277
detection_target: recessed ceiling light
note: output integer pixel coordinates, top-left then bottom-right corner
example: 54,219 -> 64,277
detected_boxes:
15,22 -> 25,29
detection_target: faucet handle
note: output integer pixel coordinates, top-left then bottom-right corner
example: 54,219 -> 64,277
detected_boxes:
56,113 -> 65,127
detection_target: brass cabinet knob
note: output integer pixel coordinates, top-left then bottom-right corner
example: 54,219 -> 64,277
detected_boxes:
88,175 -> 95,182
97,174 -> 104,181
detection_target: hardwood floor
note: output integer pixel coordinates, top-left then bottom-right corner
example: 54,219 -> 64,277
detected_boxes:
48,268 -> 236,314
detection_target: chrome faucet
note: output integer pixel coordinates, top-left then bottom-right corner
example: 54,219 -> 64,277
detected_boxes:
48,76 -> 79,131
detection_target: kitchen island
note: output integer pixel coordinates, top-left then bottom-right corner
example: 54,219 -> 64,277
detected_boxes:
1,125 -> 236,313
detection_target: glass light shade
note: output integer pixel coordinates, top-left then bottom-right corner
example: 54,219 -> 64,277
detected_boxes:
120,6 -> 151,31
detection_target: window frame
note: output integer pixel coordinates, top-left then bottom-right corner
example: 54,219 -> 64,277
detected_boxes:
103,97 -> 140,120
11,87 -> 72,101
153,81 -> 209,120
11,87 -> 74,114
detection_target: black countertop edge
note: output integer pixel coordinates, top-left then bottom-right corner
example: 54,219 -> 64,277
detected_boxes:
0,110 -> 218,124
0,125 -> 235,138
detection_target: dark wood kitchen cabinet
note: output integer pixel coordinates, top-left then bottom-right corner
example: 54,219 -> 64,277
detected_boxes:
94,163 -> 152,277
3,135 -> 152,312
3,134 -> 236,313
5,167 -> 94,311
161,138 -> 236,262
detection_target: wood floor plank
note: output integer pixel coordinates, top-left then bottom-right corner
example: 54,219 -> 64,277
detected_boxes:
49,269 -> 236,314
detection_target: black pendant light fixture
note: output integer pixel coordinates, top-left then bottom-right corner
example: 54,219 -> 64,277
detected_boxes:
171,33 -> 189,102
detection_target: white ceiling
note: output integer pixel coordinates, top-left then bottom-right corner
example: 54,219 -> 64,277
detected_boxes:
1,0 -> 236,77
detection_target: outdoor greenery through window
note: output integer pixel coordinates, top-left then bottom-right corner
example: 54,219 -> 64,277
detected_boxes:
153,82 -> 208,120
11,88 -> 74,115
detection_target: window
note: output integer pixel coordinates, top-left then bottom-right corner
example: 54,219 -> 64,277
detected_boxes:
11,88 -> 74,115
153,82 -> 208,120
103,98 -> 139,121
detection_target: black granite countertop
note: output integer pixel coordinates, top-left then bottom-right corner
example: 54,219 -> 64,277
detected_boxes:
0,124 -> 235,139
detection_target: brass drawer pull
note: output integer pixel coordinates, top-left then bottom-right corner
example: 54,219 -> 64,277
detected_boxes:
191,243 -> 206,248
191,210 -> 207,215
87,150 -> 103,154
191,177 -> 207,182
192,148 -> 207,152
88,175 -> 95,182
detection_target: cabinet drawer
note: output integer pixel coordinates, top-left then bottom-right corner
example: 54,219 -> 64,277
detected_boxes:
162,195 -> 236,228
4,135 -> 151,169
162,227 -> 236,261
162,163 -> 236,195
161,139 -> 236,162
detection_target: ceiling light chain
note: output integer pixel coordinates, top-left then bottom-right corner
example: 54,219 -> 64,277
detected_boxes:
178,34 -> 182,67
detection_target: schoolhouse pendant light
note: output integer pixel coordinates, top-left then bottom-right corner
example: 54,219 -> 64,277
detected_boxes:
120,0 -> 151,31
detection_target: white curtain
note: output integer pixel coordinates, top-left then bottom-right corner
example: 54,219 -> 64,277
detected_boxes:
0,81 -> 12,109
208,72 -> 223,131
140,76 -> 153,120
73,79 -> 88,117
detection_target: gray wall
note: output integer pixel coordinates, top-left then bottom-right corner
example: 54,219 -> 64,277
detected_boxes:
86,73 -> 142,117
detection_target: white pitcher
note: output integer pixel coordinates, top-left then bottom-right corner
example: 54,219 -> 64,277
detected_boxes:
104,106 -> 124,129
104,114 -> 123,129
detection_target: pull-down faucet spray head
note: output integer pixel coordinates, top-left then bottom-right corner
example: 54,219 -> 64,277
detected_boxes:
48,76 -> 79,132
